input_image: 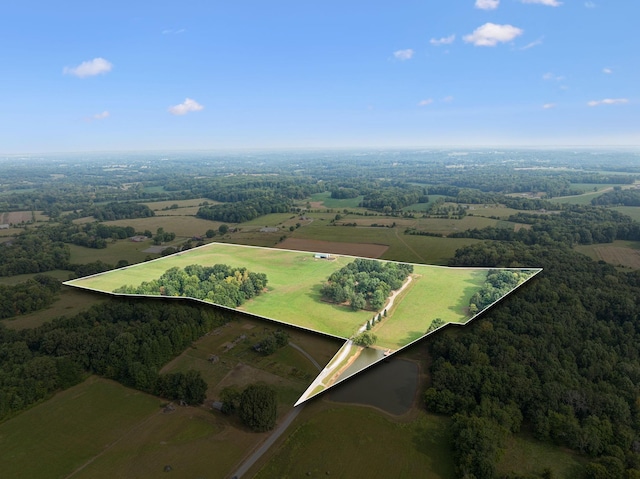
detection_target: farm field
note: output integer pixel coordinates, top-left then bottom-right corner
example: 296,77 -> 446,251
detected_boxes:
253,405 -> 455,479
0,376 -> 161,479
402,194 -> 448,212
1,287 -> 105,330
68,240 -> 158,265
575,240 -> 640,270
102,215 -> 219,238
612,206 -> 640,222
309,191 -> 364,209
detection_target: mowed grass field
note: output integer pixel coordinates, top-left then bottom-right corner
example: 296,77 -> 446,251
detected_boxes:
0,376 -> 161,479
66,243 -> 372,338
375,268 -> 487,349
613,206 -> 640,222
66,242 -> 494,349
575,240 -> 640,269
309,191 -> 364,209
253,405 -> 455,479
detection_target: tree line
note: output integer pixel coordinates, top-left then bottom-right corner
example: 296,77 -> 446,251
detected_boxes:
0,298 -> 228,421
196,196 -> 292,223
114,264 -> 268,308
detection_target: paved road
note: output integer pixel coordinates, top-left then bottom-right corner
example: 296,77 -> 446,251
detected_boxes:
227,342 -> 322,479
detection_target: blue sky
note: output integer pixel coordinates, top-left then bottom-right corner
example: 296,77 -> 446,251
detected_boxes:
1,0 -> 638,152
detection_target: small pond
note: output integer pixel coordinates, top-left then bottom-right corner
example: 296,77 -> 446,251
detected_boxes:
328,353 -> 419,415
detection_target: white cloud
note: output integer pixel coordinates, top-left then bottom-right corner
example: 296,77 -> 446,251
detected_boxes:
162,28 -> 186,34
168,98 -> 204,115
63,58 -> 113,78
542,103 -> 556,109
543,72 -> 564,81
463,23 -> 523,47
603,67 -> 612,74
93,111 -> 110,120
393,49 -> 414,60
430,35 -> 456,46
585,1 -> 596,7
521,0 -> 562,6
587,98 -> 629,107
418,99 -> 433,107
442,96 -> 454,103
520,37 -> 544,50
475,0 -> 500,10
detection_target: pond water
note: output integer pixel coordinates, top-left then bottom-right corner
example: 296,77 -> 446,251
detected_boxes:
328,354 -> 419,415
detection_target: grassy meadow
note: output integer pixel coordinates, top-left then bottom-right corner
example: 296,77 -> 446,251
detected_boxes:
65,242 -> 493,344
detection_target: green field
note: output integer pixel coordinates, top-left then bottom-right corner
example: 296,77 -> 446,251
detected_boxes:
309,191 -> 364,209
253,406 -> 455,479
0,376 -> 160,479
65,243 -> 502,345
613,206 -> 640,222
402,195 -> 448,212
374,267 -> 487,349
68,240 -> 158,265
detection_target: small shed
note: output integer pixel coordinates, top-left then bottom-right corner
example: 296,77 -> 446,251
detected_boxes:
314,253 -> 331,259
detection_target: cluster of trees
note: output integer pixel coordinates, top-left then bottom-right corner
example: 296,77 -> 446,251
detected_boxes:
155,370 -> 207,405
254,329 -> 289,355
423,243 -> 640,478
220,383 -> 278,432
0,299 -> 227,420
352,331 -> 377,347
0,275 -> 61,319
468,270 -> 534,314
88,202 -> 155,221
360,186 -> 428,212
0,234 -> 69,276
321,258 -> 413,311
114,264 -> 268,308
592,187 -> 640,207
196,196 -> 292,223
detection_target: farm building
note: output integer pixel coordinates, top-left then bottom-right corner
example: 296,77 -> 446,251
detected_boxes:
314,253 -> 332,259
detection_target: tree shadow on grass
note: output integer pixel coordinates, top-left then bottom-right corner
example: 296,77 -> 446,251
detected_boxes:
448,272 -> 487,316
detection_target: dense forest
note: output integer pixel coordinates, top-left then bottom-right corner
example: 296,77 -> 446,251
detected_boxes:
0,275 -> 61,319
469,269 -> 537,314
114,264 -> 268,308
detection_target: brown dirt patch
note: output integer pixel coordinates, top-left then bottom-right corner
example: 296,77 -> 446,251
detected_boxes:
1,211 -> 32,224
276,238 -> 388,258
308,201 -> 324,208
591,245 -> 640,269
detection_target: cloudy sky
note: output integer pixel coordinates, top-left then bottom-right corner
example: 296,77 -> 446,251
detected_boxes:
1,0 -> 638,152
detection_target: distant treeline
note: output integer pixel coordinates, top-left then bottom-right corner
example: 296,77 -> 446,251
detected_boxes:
450,206 -> 640,246
115,264 -> 268,308
321,258 -> 413,311
0,299 -> 227,421
88,202 -> 155,221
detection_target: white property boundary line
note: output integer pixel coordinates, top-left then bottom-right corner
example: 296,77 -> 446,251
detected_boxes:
63,241 -> 543,406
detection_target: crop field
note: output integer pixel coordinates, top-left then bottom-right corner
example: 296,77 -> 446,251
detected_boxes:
277,237 -> 389,258
141,197 -> 213,210
465,204 -> 521,219
289,220 -> 480,264
253,405 -> 455,479
575,240 -> 640,269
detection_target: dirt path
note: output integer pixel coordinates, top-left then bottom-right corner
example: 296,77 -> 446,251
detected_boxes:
229,343 -> 323,478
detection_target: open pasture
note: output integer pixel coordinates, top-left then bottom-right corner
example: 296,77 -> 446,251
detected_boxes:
253,405 -> 455,479
0,376 -> 160,479
102,215 -> 219,237
575,240 -> 640,269
613,206 -> 640,222
65,242 -> 510,348
309,191 -> 364,209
